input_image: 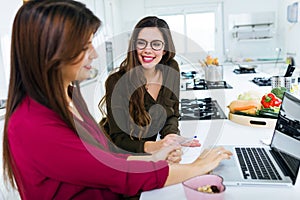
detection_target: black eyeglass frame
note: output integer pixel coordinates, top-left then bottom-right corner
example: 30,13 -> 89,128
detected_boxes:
135,39 -> 165,51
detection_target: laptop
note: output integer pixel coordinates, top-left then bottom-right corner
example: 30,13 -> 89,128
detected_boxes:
212,92 -> 300,186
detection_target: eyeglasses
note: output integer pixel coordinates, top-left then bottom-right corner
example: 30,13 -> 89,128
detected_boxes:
135,39 -> 164,51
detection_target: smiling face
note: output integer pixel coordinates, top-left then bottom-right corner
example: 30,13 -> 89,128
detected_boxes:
136,27 -> 165,71
62,34 -> 98,86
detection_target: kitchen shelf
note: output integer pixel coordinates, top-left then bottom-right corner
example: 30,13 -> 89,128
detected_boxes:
232,23 -> 274,41
233,23 -> 273,29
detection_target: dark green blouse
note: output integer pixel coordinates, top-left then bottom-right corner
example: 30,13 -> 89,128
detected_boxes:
104,61 -> 180,153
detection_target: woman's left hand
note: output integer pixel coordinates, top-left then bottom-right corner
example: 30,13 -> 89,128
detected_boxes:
166,148 -> 182,164
151,145 -> 182,163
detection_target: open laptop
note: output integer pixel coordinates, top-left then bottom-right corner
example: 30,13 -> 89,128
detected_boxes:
213,92 -> 300,186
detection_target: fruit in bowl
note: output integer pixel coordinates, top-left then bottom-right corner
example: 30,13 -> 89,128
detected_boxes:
182,174 -> 225,200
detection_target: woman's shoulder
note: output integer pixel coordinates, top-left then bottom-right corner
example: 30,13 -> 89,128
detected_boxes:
167,59 -> 179,72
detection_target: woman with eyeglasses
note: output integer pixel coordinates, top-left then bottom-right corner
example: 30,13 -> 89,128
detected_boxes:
99,16 -> 200,156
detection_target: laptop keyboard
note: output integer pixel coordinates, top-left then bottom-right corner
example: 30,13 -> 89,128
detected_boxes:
235,147 -> 282,180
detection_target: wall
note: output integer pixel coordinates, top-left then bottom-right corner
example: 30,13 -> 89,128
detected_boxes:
0,0 -> 21,99
114,0 -> 224,64
109,0 -> 282,63
278,0 -> 300,76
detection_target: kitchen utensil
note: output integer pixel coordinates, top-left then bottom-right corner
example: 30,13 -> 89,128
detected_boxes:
284,65 -> 295,77
238,64 -> 257,70
271,76 -> 293,90
205,65 -> 223,82
284,57 -> 295,77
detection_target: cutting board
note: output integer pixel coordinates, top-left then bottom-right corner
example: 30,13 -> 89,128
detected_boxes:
228,113 -> 277,128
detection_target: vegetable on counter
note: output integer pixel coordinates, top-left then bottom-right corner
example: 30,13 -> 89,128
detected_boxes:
271,87 -> 287,100
258,108 -> 279,119
261,93 -> 282,108
237,90 -> 263,101
228,99 -> 262,115
228,89 -> 283,118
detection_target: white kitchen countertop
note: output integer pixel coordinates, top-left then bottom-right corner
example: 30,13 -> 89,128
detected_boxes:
141,119 -> 300,200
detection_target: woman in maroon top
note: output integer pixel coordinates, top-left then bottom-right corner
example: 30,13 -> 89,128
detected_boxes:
2,0 -> 232,199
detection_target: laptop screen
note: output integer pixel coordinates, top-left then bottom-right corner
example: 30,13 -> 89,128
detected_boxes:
270,92 -> 300,184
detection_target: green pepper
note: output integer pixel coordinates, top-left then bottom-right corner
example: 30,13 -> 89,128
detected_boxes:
261,93 -> 282,108
271,87 -> 287,99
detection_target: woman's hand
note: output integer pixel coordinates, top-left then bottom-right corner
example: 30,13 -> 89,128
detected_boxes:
144,134 -> 183,153
192,146 -> 232,175
166,148 -> 182,164
163,146 -> 232,187
151,145 -> 182,163
179,137 -> 201,147
127,144 -> 182,162
144,134 -> 201,153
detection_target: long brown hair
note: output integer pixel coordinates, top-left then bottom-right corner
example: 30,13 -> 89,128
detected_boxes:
99,16 -> 177,138
3,0 -> 101,189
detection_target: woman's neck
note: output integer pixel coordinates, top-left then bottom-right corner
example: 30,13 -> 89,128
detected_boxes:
144,68 -> 159,83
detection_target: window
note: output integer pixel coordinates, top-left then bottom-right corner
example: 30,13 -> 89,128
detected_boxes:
186,12 -> 215,52
160,12 -> 216,54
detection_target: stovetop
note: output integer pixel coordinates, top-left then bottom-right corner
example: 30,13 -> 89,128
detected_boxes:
187,79 -> 233,90
181,71 -> 233,90
233,68 -> 256,74
179,98 -> 227,120
252,77 -> 271,86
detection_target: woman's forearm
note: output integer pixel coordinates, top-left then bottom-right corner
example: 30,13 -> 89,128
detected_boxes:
163,163 -> 203,186
127,155 -> 153,161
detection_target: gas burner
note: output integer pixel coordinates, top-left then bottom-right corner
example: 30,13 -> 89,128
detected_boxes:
252,77 -> 271,86
233,68 -> 256,74
181,71 -> 197,79
180,98 -> 227,120
206,81 -> 233,89
187,79 -> 233,90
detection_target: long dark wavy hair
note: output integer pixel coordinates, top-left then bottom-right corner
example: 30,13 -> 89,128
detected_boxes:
99,16 -> 177,138
3,0 -> 101,189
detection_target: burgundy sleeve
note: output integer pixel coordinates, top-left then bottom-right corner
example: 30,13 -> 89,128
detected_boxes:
9,117 -> 169,196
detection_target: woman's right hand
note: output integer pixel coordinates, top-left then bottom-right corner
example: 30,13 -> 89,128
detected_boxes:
163,146 -> 232,187
192,146 -> 232,175
144,134 -> 183,153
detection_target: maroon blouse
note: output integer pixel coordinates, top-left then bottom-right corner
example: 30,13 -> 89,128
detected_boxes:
8,96 -> 169,200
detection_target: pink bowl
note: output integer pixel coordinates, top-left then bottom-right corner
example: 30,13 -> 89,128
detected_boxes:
182,174 -> 226,200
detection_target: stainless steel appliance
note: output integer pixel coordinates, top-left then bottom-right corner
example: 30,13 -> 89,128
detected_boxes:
179,98 -> 227,120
